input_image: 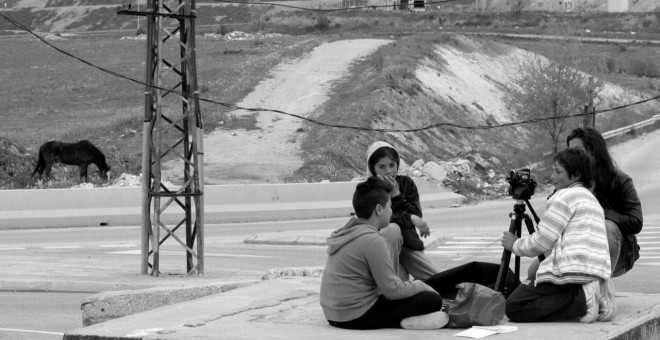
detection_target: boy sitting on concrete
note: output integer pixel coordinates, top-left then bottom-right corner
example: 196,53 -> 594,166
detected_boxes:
320,176 -> 448,330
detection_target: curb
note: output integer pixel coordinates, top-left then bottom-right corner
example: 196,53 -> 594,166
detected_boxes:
81,280 -> 260,326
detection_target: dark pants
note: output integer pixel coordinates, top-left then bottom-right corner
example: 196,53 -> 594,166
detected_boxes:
505,281 -> 586,322
425,261 -> 518,299
328,291 -> 442,330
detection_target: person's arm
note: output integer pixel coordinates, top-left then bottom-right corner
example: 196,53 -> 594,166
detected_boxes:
604,176 -> 643,235
366,237 -> 435,299
511,197 -> 567,258
390,176 -> 422,230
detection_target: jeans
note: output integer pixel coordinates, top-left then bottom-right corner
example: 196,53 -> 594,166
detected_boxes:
505,281 -> 586,322
381,223 -> 439,281
328,291 -> 442,330
425,261 -> 518,299
606,220 -> 626,277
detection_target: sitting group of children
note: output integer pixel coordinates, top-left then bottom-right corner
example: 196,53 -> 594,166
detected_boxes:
320,131 -> 642,329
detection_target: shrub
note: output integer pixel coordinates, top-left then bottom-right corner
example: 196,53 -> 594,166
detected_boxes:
314,15 -> 331,30
629,59 -> 660,78
370,50 -> 385,73
605,58 -> 617,74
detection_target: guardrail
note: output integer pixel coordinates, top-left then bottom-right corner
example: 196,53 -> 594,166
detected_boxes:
602,114 -> 660,140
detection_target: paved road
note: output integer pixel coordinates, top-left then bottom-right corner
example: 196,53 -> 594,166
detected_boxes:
1,129 -> 659,338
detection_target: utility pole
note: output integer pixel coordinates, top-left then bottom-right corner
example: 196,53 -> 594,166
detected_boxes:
118,0 -> 205,277
583,76 -> 595,128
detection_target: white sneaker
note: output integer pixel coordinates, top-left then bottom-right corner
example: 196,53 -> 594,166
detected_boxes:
598,278 -> 618,321
401,311 -> 449,330
580,280 -> 601,323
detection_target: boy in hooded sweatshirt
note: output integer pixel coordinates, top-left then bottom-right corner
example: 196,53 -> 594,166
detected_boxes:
320,176 -> 449,330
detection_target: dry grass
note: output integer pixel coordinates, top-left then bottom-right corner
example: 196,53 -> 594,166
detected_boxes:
1,7 -> 659,189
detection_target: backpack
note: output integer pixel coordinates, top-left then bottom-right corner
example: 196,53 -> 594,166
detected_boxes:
444,282 -> 506,328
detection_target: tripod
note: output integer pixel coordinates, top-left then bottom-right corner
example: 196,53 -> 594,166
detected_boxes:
494,199 -> 543,295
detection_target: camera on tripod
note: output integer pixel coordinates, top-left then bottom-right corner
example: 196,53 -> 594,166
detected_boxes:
507,168 -> 537,201
495,168 -> 543,295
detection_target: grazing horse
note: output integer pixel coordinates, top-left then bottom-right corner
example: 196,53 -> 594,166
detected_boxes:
31,140 -> 111,182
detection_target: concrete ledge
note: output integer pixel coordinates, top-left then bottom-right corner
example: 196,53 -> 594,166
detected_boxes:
0,178 -> 464,228
81,280 -> 259,326
63,278 -> 660,340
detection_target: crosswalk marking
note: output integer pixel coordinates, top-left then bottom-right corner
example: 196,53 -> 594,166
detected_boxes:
432,214 -> 660,266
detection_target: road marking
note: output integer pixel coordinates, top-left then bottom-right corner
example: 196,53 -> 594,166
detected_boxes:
637,263 -> 660,266
108,250 -> 279,258
427,250 -> 503,255
99,244 -> 136,248
41,246 -> 82,249
0,247 -> 25,250
0,327 -> 63,336
446,241 -> 495,244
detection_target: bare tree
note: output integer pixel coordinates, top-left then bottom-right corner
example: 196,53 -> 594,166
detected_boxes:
509,53 -> 603,154
510,0 -> 531,14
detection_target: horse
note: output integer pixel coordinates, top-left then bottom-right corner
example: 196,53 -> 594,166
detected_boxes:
31,140 -> 111,182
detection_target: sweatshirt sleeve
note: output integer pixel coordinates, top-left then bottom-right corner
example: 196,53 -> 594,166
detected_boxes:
390,176 -> 422,230
365,237 -> 428,300
513,197 -> 567,258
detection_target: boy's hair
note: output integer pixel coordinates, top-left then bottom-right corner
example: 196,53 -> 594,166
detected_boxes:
553,147 -> 595,188
353,176 -> 393,219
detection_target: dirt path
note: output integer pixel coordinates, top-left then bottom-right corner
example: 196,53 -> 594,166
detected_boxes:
165,39 -> 392,184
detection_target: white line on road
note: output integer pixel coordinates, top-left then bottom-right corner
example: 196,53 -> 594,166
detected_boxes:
99,244 -> 136,248
0,327 -> 63,336
452,237 -> 499,239
435,245 -> 500,249
427,250 -> 503,255
109,250 -> 279,258
41,246 -> 82,249
0,247 -> 25,250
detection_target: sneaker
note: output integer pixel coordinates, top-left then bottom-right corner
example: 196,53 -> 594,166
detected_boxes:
598,278 -> 618,321
579,280 -> 601,323
401,311 -> 449,330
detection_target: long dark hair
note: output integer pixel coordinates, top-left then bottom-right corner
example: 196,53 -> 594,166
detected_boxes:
566,127 -> 617,199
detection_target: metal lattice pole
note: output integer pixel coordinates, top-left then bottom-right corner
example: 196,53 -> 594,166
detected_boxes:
121,0 -> 204,276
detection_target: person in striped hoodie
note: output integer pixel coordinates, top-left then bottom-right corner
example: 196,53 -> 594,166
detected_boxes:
500,147 -> 616,323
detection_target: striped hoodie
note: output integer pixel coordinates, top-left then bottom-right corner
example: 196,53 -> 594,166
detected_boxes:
513,183 -> 611,285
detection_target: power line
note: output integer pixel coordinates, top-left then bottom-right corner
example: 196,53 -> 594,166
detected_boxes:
1,12 -> 658,134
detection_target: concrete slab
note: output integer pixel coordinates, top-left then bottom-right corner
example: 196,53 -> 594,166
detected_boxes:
63,277 -> 660,340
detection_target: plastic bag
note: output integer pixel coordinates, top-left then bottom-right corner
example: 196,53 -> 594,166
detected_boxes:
444,282 -> 506,328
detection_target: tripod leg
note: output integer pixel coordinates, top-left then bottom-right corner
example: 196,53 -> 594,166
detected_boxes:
495,215 -> 522,293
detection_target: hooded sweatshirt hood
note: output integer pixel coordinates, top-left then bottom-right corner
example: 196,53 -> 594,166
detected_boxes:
326,217 -> 378,255
365,141 -> 400,177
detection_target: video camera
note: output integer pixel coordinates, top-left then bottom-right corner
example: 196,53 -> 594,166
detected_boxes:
507,168 -> 536,201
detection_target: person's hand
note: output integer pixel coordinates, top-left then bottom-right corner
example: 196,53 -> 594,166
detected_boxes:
526,258 -> 540,282
411,215 -> 430,238
501,231 -> 518,251
379,175 -> 400,197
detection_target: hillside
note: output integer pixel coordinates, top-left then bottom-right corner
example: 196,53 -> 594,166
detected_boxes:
1,4 -> 659,193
